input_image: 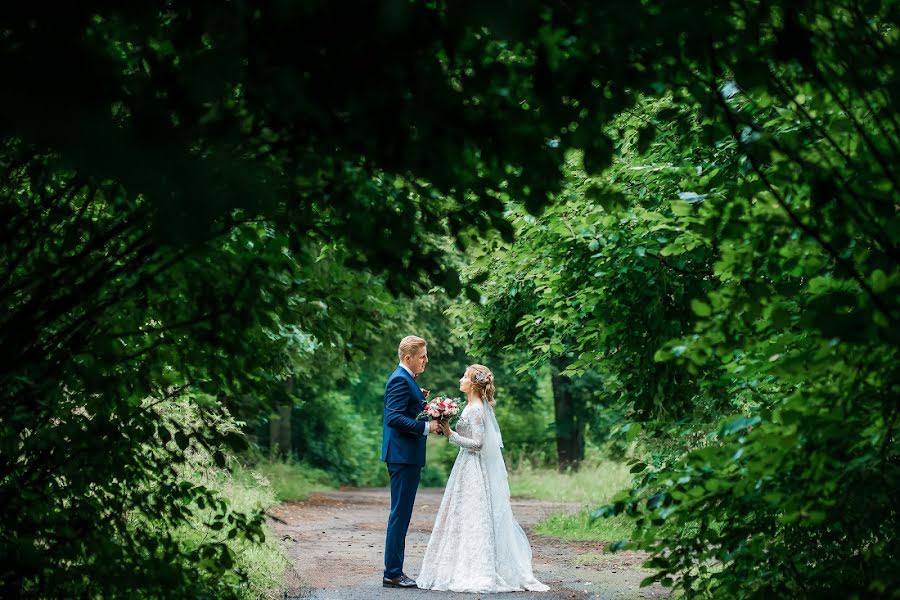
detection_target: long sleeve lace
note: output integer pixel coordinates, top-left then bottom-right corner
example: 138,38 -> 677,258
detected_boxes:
449,406 -> 484,451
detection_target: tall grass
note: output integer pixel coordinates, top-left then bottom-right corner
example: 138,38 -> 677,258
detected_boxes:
508,456 -> 632,504
508,455 -> 635,542
533,510 -> 634,542
235,458 -> 335,502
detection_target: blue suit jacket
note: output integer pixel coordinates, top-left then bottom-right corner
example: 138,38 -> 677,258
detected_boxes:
381,366 -> 427,466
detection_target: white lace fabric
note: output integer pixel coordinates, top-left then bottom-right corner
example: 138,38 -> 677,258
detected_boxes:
417,404 -> 549,593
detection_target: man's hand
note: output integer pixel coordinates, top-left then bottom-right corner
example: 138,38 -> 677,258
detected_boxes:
429,420 -> 441,434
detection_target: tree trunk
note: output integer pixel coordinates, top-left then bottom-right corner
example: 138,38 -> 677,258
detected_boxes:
268,411 -> 281,457
551,356 -> 585,471
269,404 -> 292,458
269,377 -> 296,458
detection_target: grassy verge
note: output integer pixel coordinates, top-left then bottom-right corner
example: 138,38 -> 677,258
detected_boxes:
509,457 -> 632,504
235,458 -> 335,502
534,510 -> 633,541
509,456 -> 635,542
167,457 -> 333,598
165,460 -> 291,599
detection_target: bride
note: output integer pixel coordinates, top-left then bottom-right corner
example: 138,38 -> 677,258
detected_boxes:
417,364 -> 549,593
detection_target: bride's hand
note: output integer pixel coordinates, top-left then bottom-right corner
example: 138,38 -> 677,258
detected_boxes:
439,419 -> 453,438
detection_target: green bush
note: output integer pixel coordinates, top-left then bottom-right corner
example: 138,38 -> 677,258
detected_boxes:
493,371 -> 558,468
167,448 -> 292,599
6,396 -> 288,598
290,391 -> 386,486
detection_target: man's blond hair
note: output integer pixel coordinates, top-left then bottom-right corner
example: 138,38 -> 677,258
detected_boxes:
398,335 -> 427,361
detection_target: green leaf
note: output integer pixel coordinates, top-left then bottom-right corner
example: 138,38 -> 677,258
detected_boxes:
671,202 -> 693,216
691,299 -> 711,317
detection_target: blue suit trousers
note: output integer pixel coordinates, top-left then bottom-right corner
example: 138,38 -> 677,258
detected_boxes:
383,462 -> 422,579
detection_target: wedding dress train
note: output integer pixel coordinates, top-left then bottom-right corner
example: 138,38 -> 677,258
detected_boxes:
417,403 -> 549,593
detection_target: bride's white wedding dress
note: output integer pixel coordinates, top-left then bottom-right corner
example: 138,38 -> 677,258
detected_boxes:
417,402 -> 549,593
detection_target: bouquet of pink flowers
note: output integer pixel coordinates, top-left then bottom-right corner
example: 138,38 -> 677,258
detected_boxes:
417,396 -> 461,425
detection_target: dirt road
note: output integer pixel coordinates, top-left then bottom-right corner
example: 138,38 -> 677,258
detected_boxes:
268,488 -> 666,600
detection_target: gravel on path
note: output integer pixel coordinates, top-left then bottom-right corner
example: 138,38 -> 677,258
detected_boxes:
268,488 -> 667,600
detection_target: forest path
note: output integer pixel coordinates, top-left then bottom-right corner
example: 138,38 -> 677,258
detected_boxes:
269,487 -> 666,600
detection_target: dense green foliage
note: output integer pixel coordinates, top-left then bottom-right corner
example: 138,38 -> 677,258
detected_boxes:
0,2 -> 580,594
459,3 -> 899,598
267,293 -> 557,488
2,1 -> 897,598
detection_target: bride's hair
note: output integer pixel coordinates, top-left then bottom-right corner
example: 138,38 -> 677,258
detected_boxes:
467,364 -> 496,407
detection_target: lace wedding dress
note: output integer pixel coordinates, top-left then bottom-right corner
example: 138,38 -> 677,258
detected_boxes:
417,403 -> 549,593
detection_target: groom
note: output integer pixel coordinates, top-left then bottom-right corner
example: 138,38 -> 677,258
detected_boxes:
382,335 -> 440,589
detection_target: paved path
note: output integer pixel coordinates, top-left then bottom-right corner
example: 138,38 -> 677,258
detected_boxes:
268,488 -> 666,600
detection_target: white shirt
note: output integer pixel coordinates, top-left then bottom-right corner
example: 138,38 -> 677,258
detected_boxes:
399,363 -> 429,436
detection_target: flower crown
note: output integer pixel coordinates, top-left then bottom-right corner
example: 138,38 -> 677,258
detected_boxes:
473,371 -> 491,385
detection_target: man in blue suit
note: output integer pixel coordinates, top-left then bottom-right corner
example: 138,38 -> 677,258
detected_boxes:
382,335 -> 440,588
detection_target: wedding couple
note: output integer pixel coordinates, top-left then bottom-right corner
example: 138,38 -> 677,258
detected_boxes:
381,335 -> 549,593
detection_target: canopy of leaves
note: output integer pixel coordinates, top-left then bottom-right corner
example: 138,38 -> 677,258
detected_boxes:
2,0 -> 898,597
458,2 -> 899,597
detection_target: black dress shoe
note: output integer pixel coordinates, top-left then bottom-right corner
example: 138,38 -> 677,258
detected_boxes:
383,574 -> 417,588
